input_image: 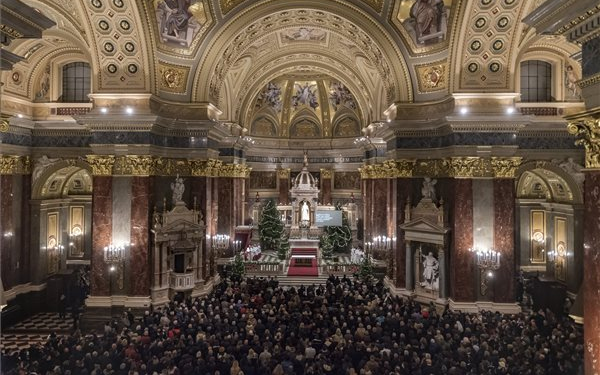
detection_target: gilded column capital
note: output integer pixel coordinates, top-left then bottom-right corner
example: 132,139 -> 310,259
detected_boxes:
113,155 -> 154,176
567,117 -> 600,169
359,159 -> 415,179
0,155 -> 31,175
395,159 -> 416,177
448,157 -> 487,178
218,163 -> 252,178
491,157 -> 523,178
277,168 -> 291,179
153,157 -> 191,176
86,155 -> 115,176
320,168 -> 333,179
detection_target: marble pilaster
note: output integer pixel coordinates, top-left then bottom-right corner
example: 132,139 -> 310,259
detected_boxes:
130,177 -> 151,296
278,178 -> 289,205
371,179 -> 388,237
217,177 -> 233,236
321,176 -> 332,205
451,179 -> 476,302
405,241 -> 413,291
395,178 -> 411,288
583,171 -> 600,375
91,177 -> 112,296
0,175 -> 14,289
493,179 -> 516,303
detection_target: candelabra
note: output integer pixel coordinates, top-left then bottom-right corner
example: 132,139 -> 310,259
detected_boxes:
104,243 -> 125,290
469,247 -> 501,296
367,235 -> 392,260
212,234 -> 230,256
233,240 -> 243,254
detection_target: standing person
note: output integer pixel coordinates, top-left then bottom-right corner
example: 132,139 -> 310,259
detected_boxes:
58,294 -> 67,319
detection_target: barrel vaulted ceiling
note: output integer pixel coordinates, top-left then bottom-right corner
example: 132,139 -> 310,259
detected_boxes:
0,0 -> 583,128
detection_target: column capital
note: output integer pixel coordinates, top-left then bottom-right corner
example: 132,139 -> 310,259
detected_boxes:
566,111 -> 600,169
86,155 -> 115,176
0,155 -> 31,175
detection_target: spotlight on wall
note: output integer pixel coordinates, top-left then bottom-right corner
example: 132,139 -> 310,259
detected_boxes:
506,107 -> 515,114
125,107 -> 134,115
100,107 -> 108,114
459,107 -> 468,115
17,114 -> 23,118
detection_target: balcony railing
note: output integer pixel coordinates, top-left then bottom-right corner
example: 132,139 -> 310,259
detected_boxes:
322,263 -> 358,276
244,262 -> 282,275
169,272 -> 194,291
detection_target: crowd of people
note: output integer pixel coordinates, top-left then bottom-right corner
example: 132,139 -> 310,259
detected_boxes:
2,275 -> 583,375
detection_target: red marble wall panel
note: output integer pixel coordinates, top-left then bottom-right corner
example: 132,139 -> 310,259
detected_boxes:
493,179 -> 515,303
210,178 -> 218,276
584,171 -> 600,375
91,176 -> 111,296
451,179 -> 475,302
218,177 -> 233,236
395,178 -> 412,288
233,178 -> 245,228
20,174 -> 31,285
371,179 -> 388,238
190,177 -> 209,279
0,175 -> 14,289
129,177 -> 151,296
278,178 -> 289,205
321,177 -> 332,205
362,179 -> 371,240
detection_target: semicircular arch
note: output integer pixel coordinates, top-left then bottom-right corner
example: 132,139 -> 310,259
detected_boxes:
515,161 -> 583,205
33,159 -> 93,200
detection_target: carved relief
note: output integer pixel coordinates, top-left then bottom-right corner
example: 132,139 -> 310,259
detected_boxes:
416,61 -> 447,92
86,155 -> 115,176
158,62 -> 190,93
567,117 -> 600,169
491,157 -> 522,178
113,155 -> 154,176
0,155 -> 31,175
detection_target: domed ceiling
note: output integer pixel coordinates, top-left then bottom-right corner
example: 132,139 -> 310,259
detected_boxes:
247,75 -> 362,139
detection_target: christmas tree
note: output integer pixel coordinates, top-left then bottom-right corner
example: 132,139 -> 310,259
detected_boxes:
323,203 -> 352,253
258,199 -> 284,251
231,253 -> 246,281
357,255 -> 374,282
278,232 -> 290,260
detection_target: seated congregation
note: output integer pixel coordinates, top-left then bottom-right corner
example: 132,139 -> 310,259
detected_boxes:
1,276 -> 583,375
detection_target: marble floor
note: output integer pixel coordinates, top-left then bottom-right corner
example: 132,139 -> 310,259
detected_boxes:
0,312 -> 74,355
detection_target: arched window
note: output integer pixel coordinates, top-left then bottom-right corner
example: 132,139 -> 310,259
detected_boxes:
61,62 -> 91,102
520,60 -> 552,102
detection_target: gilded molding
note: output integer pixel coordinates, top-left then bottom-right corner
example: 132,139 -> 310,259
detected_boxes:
0,118 -> 9,132
491,157 -> 523,178
113,156 -> 154,176
415,60 -> 448,93
154,158 -> 192,176
218,163 -> 251,178
320,169 -> 333,179
190,159 -> 222,177
277,168 -> 291,179
158,62 -> 190,94
0,155 -> 31,175
448,157 -> 488,178
577,72 -> 600,89
86,155 -> 115,176
359,159 -> 415,179
220,0 -> 244,14
567,117 -> 600,169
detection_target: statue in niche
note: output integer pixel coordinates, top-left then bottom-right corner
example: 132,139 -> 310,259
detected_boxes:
300,200 -> 310,223
35,65 -> 50,101
171,174 -> 185,204
564,65 -> 581,100
421,177 -> 437,200
421,250 -> 439,290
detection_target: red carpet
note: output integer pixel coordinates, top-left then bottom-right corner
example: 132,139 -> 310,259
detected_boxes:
287,258 -> 319,276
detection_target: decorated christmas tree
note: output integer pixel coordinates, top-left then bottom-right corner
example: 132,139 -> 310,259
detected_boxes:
231,253 -> 246,281
258,199 -> 284,251
323,203 -> 352,253
357,254 -> 374,282
320,231 -> 334,259
278,232 -> 290,260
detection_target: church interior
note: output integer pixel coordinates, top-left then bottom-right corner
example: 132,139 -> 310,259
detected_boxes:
1,0 -> 600,373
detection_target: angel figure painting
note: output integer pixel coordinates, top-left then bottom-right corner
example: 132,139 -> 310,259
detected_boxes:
291,82 -> 319,110
155,0 -> 208,48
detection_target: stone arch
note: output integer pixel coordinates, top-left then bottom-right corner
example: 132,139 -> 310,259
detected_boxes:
192,1 -> 413,106
32,159 -> 93,200
515,161 -> 583,205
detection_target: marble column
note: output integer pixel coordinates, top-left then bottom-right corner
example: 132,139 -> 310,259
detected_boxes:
217,177 -> 233,236
277,169 -> 290,205
493,178 -> 516,303
371,179 -> 388,237
321,169 -> 332,205
450,179 -> 476,302
129,176 -> 152,296
405,241 -> 413,291
583,171 -> 600,375
91,177 -> 112,296
362,179 -> 372,240
190,176 -> 208,279
19,174 -> 31,285
438,246 -> 448,299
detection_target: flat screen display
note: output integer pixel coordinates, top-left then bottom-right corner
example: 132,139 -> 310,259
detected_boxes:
315,210 -> 342,227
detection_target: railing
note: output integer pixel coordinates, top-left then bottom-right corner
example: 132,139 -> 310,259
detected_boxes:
519,107 -> 559,116
244,262 -> 283,275
169,272 -> 194,291
54,106 -> 92,116
322,263 -> 358,276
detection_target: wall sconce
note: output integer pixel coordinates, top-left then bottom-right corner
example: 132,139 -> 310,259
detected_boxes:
104,243 -> 126,290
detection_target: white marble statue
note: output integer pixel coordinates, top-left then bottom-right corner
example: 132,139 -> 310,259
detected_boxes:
171,174 -> 185,204
300,200 -> 310,222
32,155 -> 60,183
421,177 -> 437,200
421,251 -> 439,289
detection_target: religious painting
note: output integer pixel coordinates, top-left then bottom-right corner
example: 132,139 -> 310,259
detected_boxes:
396,0 -> 452,46
333,117 -> 360,137
256,82 -> 283,112
251,117 -> 277,136
155,0 -> 208,49
290,118 -> 320,138
292,82 -> 319,110
530,210 -> 546,263
333,172 -> 361,190
249,171 -> 277,189
329,81 -> 356,110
